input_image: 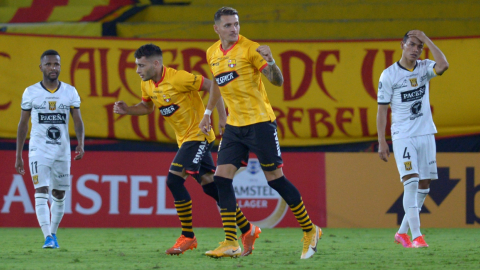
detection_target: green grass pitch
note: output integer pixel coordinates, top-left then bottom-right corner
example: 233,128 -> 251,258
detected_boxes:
1,228 -> 479,269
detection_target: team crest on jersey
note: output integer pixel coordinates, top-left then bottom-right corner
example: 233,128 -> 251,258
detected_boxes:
409,78 -> 418,87
228,59 -> 236,68
163,94 -> 171,102
404,161 -> 412,171
33,175 -> 39,185
49,101 -> 56,111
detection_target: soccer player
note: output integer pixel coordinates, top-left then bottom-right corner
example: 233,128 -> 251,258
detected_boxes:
199,7 -> 321,259
377,30 -> 449,248
15,50 -> 85,249
113,44 -> 259,256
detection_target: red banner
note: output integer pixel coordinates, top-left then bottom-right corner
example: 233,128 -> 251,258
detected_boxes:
0,150 -> 326,228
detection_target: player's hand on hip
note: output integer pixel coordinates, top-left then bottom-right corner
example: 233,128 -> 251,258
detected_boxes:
256,45 -> 274,62
74,145 -> 84,160
378,140 -> 390,162
15,157 -> 25,175
113,101 -> 128,115
199,115 -> 211,135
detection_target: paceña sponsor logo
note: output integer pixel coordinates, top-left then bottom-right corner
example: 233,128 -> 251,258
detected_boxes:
38,113 -> 67,124
215,71 -> 239,86
401,85 -> 426,102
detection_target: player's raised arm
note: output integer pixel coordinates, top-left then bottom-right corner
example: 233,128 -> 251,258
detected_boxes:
408,30 -> 449,75
113,100 -> 154,115
377,104 -> 390,162
15,110 -> 31,175
257,45 -> 284,86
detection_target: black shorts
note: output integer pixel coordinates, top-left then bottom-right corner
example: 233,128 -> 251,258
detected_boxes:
170,140 -> 216,183
217,120 -> 283,171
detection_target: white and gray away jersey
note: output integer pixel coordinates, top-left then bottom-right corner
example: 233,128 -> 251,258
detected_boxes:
21,81 -> 81,161
377,59 -> 437,141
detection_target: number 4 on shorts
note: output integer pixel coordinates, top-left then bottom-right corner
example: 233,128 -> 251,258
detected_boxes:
403,147 -> 411,159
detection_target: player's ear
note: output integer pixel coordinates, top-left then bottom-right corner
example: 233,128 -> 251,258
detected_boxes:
213,24 -> 219,34
400,41 -> 405,50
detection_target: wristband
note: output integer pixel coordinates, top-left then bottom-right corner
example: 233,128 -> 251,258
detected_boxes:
267,59 -> 275,66
204,109 -> 212,116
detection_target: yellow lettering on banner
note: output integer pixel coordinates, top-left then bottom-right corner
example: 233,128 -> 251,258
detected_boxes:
0,33 -> 479,146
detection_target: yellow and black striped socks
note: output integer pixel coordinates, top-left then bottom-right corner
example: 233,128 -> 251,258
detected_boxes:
236,204 -> 251,235
290,200 -> 313,232
214,176 -> 238,241
267,176 -> 313,232
221,210 -> 237,241
175,200 -> 194,238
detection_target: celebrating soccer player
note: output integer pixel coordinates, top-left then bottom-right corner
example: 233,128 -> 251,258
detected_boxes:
377,30 -> 449,248
199,7 -> 321,259
113,44 -> 259,256
15,50 -> 85,249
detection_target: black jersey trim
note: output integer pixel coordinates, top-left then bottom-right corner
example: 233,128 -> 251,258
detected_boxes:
40,81 -> 61,93
396,61 -> 417,72
22,108 -> 32,111
378,102 -> 390,105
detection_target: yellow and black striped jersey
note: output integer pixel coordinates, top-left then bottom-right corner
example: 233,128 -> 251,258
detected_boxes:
206,35 -> 276,127
141,66 -> 215,147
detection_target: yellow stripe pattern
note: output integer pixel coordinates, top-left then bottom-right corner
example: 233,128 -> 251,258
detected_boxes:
221,211 -> 237,241
290,200 -> 313,232
175,200 -> 193,233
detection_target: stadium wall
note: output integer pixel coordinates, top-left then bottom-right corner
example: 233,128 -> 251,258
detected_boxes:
1,151 -> 479,228
1,33 -> 479,147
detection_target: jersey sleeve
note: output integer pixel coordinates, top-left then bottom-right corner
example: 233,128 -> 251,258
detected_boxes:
425,59 -> 438,79
377,70 -> 392,105
20,88 -> 32,111
173,70 -> 204,92
248,42 -> 268,72
140,81 -> 151,102
71,88 -> 81,108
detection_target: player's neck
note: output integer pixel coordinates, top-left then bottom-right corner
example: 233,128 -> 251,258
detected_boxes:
152,65 -> 164,83
42,79 -> 59,91
399,57 -> 416,71
220,40 -> 236,51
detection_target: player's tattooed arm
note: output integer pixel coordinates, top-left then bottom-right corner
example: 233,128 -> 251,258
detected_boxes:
256,45 -> 284,86
261,64 -> 284,86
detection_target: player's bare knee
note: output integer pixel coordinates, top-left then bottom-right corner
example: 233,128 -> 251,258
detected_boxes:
215,164 -> 237,179
402,173 -> 419,182
264,168 -> 283,181
52,189 -> 65,200
35,186 -> 48,194
200,173 -> 214,185
418,179 -> 431,189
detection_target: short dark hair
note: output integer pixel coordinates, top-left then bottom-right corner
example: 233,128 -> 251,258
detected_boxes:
214,6 -> 238,23
134,44 -> 163,59
403,31 -> 412,43
40,50 -> 60,60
